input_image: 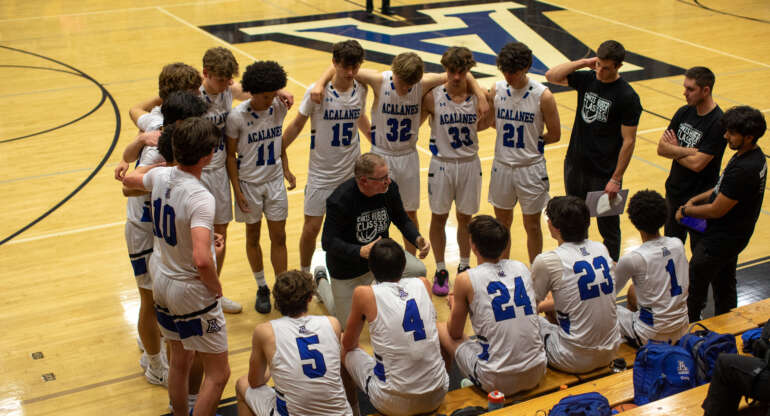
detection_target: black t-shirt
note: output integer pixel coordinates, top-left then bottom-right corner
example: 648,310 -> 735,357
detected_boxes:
665,104 -> 726,199
321,178 -> 421,279
566,70 -> 642,178
703,146 -> 767,255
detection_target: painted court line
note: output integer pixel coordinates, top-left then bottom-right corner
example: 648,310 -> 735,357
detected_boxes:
541,0 -> 770,69
155,6 -> 308,90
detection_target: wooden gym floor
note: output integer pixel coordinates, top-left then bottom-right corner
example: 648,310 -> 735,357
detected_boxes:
1,0 -> 768,414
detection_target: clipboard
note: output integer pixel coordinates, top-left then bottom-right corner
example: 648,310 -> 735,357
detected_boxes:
586,190 -> 629,217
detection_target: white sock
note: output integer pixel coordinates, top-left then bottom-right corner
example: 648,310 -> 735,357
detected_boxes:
148,352 -> 164,369
459,257 -> 470,268
188,394 -> 197,409
436,262 -> 446,272
253,271 -> 266,287
301,266 -> 310,274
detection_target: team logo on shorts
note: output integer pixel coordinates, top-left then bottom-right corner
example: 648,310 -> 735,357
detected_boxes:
206,319 -> 222,333
201,0 -> 683,89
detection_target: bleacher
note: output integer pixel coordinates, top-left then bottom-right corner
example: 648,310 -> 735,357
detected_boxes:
422,301 -> 767,416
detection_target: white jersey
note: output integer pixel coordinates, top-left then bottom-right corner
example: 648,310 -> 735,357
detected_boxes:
299,81 -> 367,187
270,315 -> 353,416
200,85 -> 233,170
225,98 -> 287,184
615,237 -> 689,336
137,106 -> 164,132
125,147 -> 165,235
467,261 -> 546,376
369,278 -> 448,395
429,86 -> 479,159
493,79 -> 547,167
370,71 -> 423,155
537,240 -> 620,350
144,167 -> 215,282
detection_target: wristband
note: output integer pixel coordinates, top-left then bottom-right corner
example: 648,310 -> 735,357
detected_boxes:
610,178 -> 622,186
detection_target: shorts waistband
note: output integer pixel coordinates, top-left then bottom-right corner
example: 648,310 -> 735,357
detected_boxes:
494,157 -> 544,169
155,300 -> 219,320
372,147 -> 417,157
431,154 -> 479,163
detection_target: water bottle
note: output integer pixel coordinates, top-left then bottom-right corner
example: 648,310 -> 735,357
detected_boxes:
487,390 -> 504,411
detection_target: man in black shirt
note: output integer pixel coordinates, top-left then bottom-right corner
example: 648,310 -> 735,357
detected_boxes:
545,40 -> 642,261
658,66 -> 726,250
319,152 -> 430,328
676,106 -> 767,320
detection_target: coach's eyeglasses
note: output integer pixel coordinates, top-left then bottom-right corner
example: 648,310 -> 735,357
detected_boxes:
367,174 -> 390,183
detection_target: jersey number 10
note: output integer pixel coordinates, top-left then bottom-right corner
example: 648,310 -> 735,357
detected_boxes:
152,198 -> 177,246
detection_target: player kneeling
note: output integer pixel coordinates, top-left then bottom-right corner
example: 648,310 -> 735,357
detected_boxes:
343,239 -> 448,416
235,270 -> 353,416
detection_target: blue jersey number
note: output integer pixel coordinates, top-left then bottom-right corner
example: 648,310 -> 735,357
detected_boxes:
386,118 -> 412,142
665,259 -> 683,297
331,122 -> 354,146
488,278 -> 534,322
448,126 -> 473,148
152,198 -> 177,246
575,256 -> 614,300
402,299 -> 426,341
296,335 -> 327,378
256,141 -> 276,166
501,123 -> 525,149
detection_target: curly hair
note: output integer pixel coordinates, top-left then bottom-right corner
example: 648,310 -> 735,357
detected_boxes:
722,106 -> 766,143
241,61 -> 287,94
440,46 -> 476,73
497,42 -> 532,74
273,270 -> 316,317
546,196 -> 590,243
158,63 -> 202,100
202,47 -> 239,78
627,190 -> 667,235
172,117 -> 218,167
332,40 -> 365,67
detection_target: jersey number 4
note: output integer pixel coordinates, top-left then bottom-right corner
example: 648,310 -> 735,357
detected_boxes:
402,299 -> 427,341
296,335 -> 327,378
575,256 -> 614,300
487,278 -> 534,322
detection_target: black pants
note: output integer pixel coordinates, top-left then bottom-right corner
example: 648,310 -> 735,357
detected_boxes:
664,194 -> 702,252
703,354 -> 770,416
687,241 -> 738,322
564,159 -> 620,261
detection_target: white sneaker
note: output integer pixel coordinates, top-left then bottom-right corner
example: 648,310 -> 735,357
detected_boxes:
145,364 -> 168,387
220,296 -> 242,314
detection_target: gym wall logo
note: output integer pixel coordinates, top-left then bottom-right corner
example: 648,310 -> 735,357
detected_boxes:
200,0 -> 684,90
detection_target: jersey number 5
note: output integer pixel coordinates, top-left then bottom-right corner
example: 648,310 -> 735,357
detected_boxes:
296,335 -> 327,378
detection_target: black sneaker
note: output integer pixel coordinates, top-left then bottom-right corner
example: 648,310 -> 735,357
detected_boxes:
432,269 -> 450,296
255,286 -> 271,314
457,264 -> 470,274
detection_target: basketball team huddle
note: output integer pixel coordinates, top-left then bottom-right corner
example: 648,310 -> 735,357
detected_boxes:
115,37 -> 766,416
